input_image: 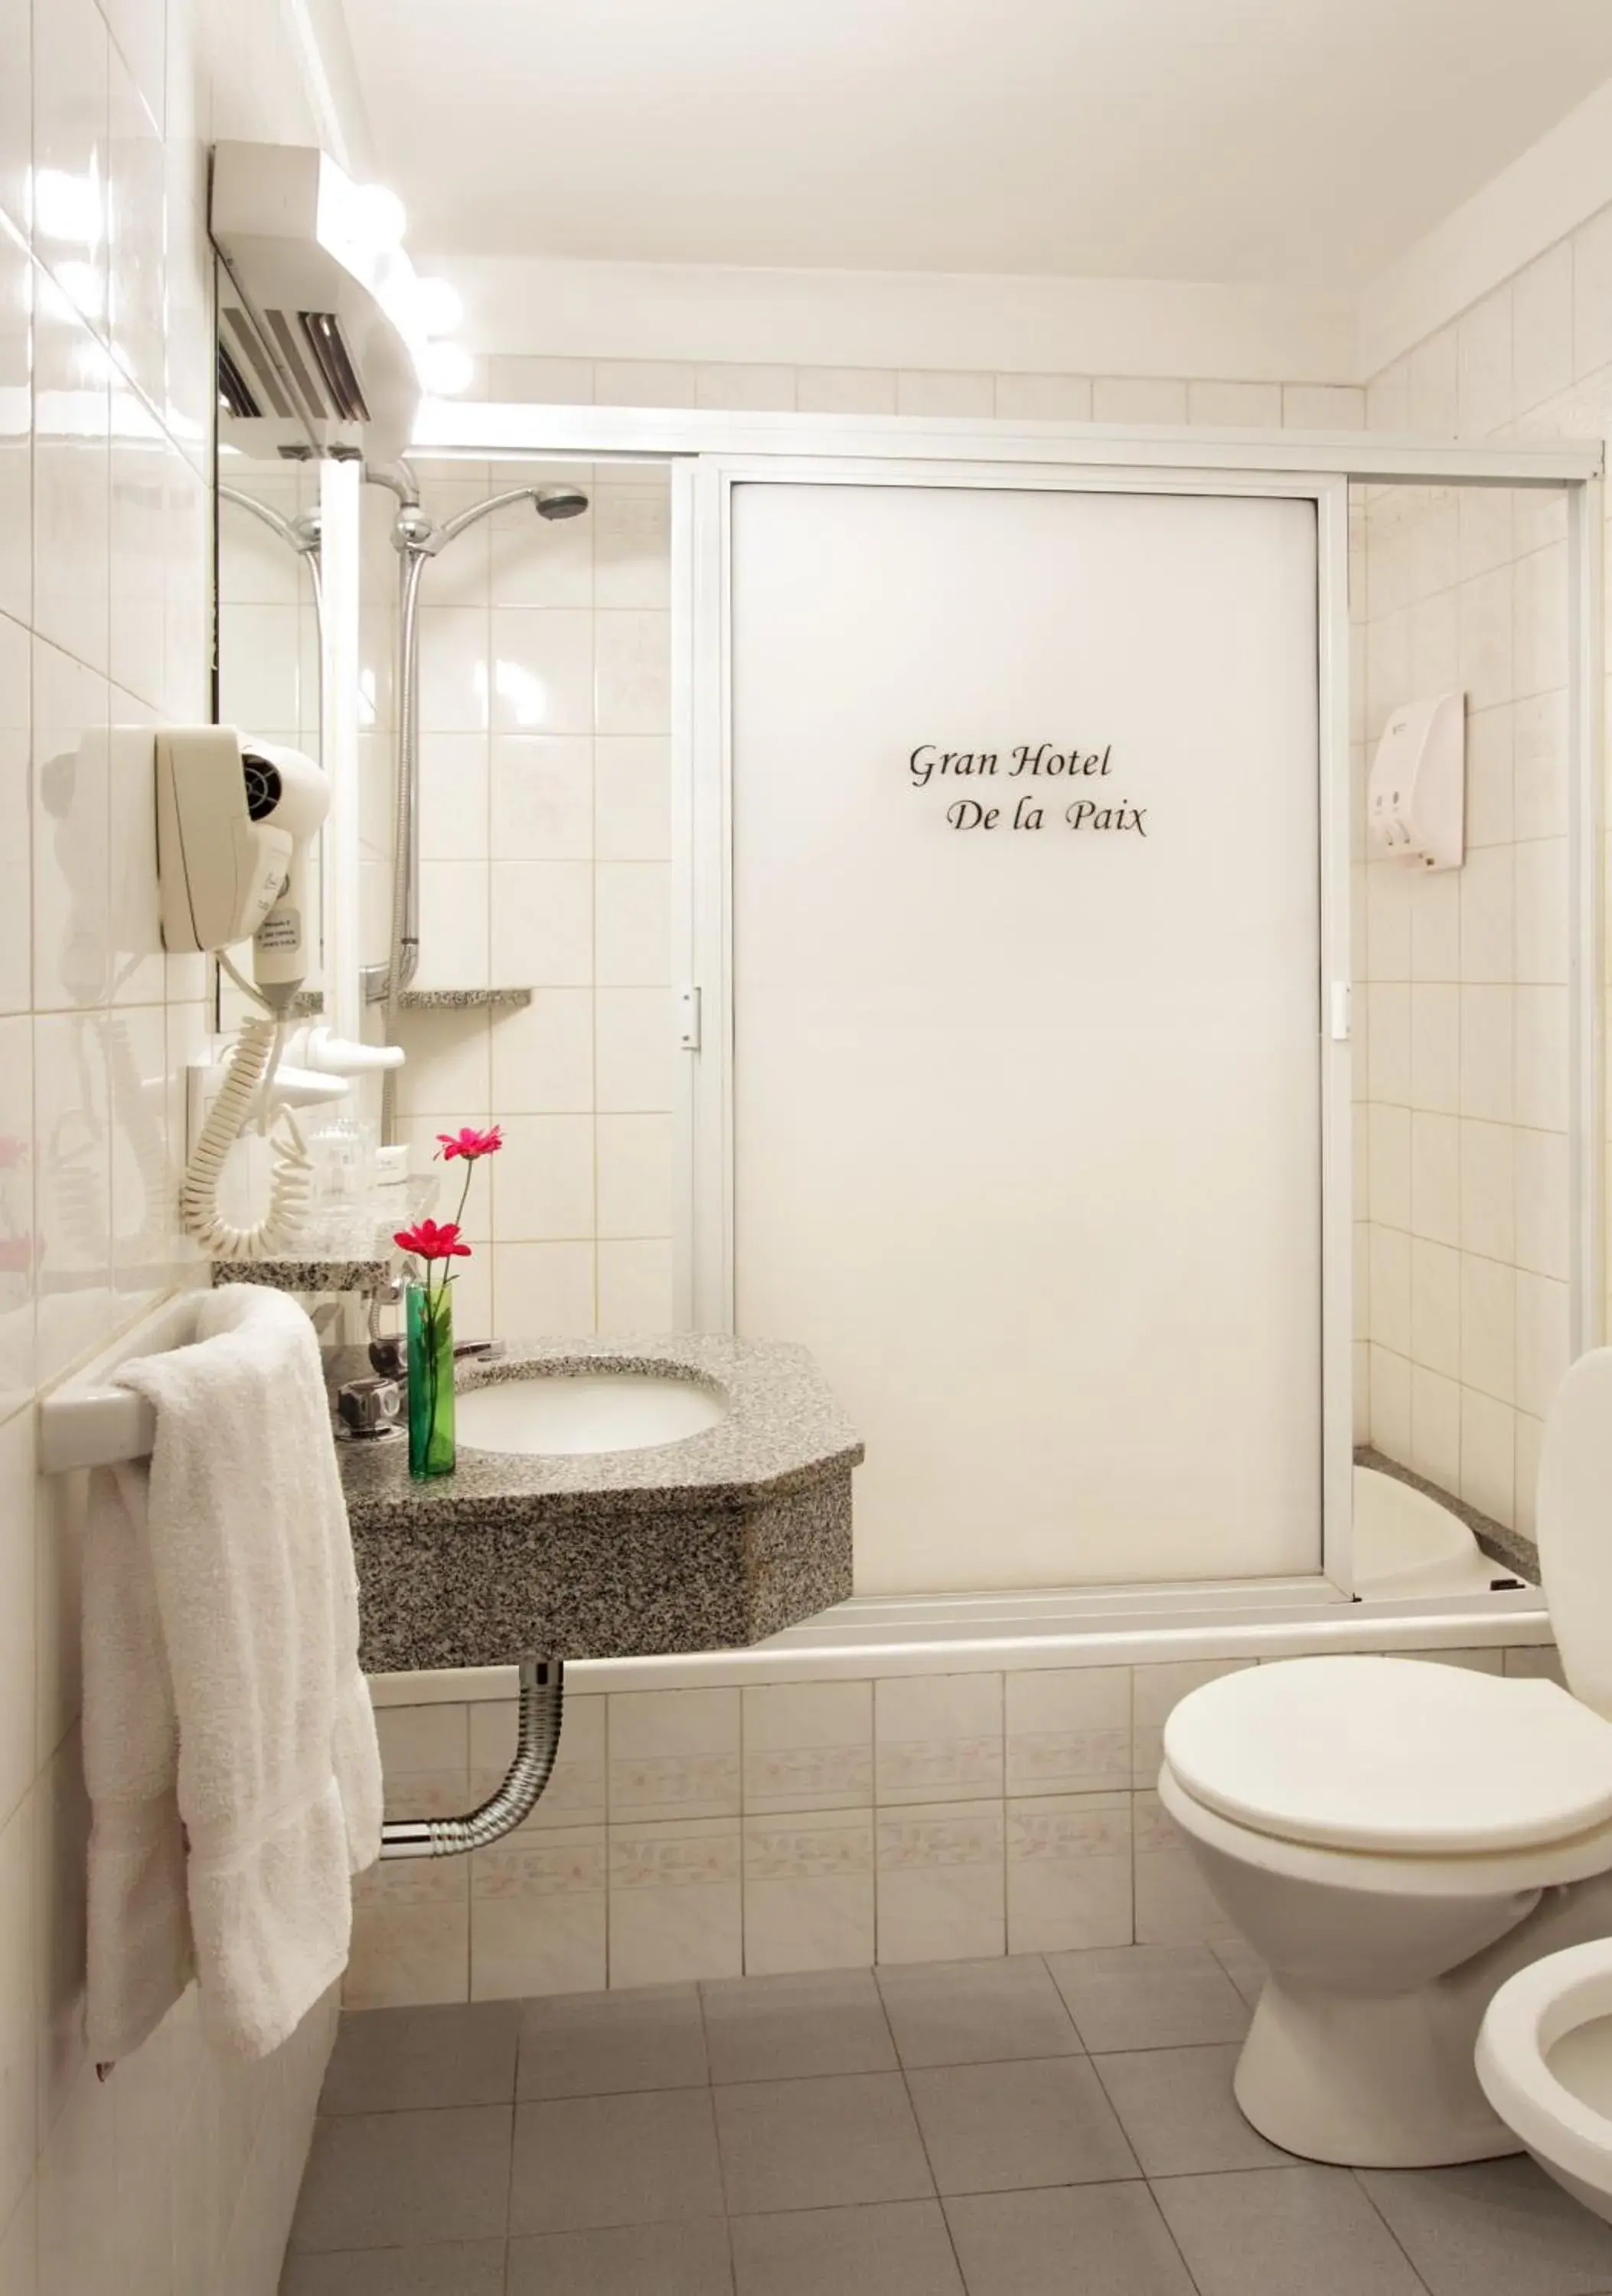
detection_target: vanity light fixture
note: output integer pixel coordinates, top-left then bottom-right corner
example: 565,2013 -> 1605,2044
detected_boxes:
210,142 -> 475,456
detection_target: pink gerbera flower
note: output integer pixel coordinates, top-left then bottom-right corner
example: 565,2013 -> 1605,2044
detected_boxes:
393,1218 -> 473,1262
436,1126 -> 503,1162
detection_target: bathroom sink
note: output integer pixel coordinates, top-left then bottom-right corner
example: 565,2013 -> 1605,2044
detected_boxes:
454,1368 -> 728,1456
341,1336 -> 860,1666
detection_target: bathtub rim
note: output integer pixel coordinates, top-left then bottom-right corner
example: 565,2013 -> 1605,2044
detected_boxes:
367,1578 -> 1552,1702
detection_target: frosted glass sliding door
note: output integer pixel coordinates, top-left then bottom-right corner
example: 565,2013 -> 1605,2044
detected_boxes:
729,481 -> 1325,1591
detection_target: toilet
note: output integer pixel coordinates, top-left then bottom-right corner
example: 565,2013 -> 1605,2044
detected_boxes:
1159,1345 -> 1612,2170
1477,1940 -> 1612,2221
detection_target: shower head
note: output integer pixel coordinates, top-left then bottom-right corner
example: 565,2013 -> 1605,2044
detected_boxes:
535,485 -> 589,521
398,480 -> 593,558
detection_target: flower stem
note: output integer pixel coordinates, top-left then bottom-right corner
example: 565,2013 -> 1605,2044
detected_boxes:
423,1270 -> 439,1446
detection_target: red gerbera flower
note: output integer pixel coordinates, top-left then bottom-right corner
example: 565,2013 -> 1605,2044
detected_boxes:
436,1126 -> 503,1162
393,1218 -> 473,1262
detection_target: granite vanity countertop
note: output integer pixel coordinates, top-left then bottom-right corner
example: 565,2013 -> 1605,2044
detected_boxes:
334,1332 -> 864,1528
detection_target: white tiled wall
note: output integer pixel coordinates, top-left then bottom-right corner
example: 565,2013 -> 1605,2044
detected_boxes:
0,0 -> 344,2289
351,1641 -> 1554,2006
380,460 -> 677,1338
1354,214 -> 1605,1534
475,355 -> 1369,431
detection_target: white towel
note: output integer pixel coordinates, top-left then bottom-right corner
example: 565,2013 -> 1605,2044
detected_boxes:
83,1284 -> 383,2063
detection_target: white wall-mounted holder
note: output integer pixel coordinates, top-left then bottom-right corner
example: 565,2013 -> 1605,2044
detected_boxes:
38,1293 -> 201,1471
1367,691 -> 1466,870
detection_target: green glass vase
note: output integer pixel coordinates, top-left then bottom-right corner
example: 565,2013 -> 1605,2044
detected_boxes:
406,1277 -> 456,1479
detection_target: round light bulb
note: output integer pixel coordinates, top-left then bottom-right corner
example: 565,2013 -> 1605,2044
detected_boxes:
353,183 -> 407,250
419,340 -> 475,395
413,276 -> 464,338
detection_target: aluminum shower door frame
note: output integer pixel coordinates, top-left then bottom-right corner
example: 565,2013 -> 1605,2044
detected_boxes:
692,452 -> 1355,1594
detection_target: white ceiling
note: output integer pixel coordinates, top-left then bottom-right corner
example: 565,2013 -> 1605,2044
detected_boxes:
338,0 -> 1612,289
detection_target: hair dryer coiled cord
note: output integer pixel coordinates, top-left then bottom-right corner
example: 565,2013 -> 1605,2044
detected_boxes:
179,1013 -> 313,1260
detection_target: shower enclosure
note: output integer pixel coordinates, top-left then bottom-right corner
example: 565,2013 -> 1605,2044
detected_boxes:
395,397 -> 1603,1622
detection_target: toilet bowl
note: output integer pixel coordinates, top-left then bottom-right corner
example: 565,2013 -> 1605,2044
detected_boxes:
1157,1346 -> 1612,2170
1477,1939 -> 1612,2222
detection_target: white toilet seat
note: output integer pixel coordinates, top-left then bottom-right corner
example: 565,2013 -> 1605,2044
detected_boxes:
1158,1761 -> 1612,1897
1477,1940 -> 1612,2215
1163,1656 -> 1612,1855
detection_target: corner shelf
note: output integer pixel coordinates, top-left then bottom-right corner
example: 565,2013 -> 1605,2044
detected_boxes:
287,987 -> 533,1017
397,988 -> 534,1011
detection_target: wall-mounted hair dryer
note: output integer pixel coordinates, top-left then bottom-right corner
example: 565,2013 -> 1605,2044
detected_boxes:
156,726 -> 331,1259
156,727 -> 329,1007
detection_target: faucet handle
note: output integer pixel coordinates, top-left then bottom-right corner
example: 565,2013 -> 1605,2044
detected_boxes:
338,1375 -> 403,1439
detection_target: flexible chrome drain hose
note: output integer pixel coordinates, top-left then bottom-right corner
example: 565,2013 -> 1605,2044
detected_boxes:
379,1657 -> 565,1859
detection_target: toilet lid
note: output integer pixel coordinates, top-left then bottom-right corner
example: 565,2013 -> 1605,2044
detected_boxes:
1163,1656 -> 1612,1854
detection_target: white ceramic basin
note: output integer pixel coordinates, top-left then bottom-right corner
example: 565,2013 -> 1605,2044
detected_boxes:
455,1371 -> 727,1457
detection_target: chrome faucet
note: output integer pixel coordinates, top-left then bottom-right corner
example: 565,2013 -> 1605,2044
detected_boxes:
365,1331 -> 507,1380
335,1274 -> 506,1437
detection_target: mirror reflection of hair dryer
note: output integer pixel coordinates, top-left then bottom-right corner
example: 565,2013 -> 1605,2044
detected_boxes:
32,732 -> 175,1322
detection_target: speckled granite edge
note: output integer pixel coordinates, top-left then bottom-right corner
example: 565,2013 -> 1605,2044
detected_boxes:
351,1471 -> 856,1669
1355,1444 -> 1538,1583
397,987 -> 533,1009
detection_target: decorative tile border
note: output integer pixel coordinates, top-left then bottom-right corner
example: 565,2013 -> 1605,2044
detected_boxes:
357,1637 -> 1559,2001
472,1831 -> 608,1899
742,1743 -> 874,1808
1007,1795 -> 1132,1864
875,1736 -> 1003,1801
608,1750 -> 742,1816
744,1815 -> 876,1881
609,1825 -> 745,1891
876,1803 -> 1006,1872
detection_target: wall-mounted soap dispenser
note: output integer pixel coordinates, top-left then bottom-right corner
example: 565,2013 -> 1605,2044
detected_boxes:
1366,691 -> 1465,870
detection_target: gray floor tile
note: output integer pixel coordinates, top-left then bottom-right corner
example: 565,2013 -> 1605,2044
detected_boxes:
1359,2154 -> 1612,2296
321,2002 -> 520,2114
1047,1944 -> 1251,2053
279,2242 -> 507,2294
289,2108 -> 513,2252
945,2183 -> 1197,2296
1154,2164 -> 1428,2296
730,2200 -> 964,2295
510,2089 -> 724,2234
702,1968 -> 896,2083
1093,2043 -> 1291,2175
507,2219 -> 734,2294
715,2071 -> 935,2216
517,1981 -> 709,2099
876,1954 -> 1082,2067
1210,1936 -> 1267,2009
906,2055 -> 1140,2196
